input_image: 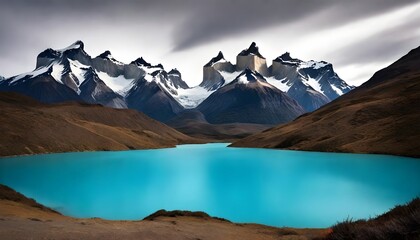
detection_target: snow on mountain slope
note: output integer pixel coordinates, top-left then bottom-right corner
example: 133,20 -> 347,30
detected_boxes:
265,76 -> 289,92
10,66 -> 51,84
68,59 -> 88,85
175,86 -> 213,109
172,70 -> 243,109
271,52 -> 353,100
50,63 -> 65,84
299,60 -> 328,69
96,71 -> 135,94
219,71 -> 242,85
304,76 -> 324,95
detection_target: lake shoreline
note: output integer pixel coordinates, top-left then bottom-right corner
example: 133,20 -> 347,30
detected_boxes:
3,141 -> 419,159
1,144 -> 419,229
1,184 -> 418,239
0,184 -> 329,240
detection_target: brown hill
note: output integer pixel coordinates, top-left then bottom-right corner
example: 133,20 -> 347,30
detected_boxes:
231,46 -> 420,157
0,92 -> 199,157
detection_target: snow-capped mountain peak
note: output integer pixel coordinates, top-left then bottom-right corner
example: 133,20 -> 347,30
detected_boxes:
38,48 -> 61,60
96,50 -> 123,64
273,52 -> 302,65
299,60 -> 329,69
58,40 -> 85,52
238,42 -> 265,59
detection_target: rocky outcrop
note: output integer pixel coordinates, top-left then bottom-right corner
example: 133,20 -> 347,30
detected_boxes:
236,42 -> 268,75
201,51 -> 235,90
91,50 -> 126,78
168,69 -> 189,89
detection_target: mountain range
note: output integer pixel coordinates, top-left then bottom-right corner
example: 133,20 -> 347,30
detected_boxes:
232,46 -> 420,158
199,42 -> 353,112
0,41 -> 354,138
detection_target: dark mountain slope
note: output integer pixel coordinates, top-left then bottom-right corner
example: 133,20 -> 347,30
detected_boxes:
198,69 -> 305,125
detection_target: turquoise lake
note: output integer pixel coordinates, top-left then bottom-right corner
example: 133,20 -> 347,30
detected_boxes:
0,143 -> 419,228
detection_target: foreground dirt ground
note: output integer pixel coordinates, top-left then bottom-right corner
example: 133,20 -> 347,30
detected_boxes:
0,185 -> 328,240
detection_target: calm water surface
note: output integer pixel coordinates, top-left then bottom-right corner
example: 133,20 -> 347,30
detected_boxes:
0,143 -> 419,228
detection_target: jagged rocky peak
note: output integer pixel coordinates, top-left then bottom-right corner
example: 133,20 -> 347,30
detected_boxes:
66,40 -> 85,51
154,63 -> 164,69
131,57 -> 152,67
168,68 -> 189,89
36,48 -> 61,68
131,57 -> 164,70
238,42 -> 265,59
0,75 -> 5,81
274,52 -> 302,65
236,42 -> 268,75
97,50 -> 112,59
204,51 -> 226,67
96,50 -> 122,64
38,48 -> 61,59
168,68 -> 181,76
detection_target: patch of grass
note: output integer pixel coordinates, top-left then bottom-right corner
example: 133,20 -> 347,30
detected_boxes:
325,198 -> 420,240
143,209 -> 231,222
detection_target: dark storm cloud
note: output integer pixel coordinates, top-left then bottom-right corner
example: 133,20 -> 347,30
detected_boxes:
170,0 -> 419,51
330,15 -> 420,66
0,0 -> 418,85
1,0 -> 417,53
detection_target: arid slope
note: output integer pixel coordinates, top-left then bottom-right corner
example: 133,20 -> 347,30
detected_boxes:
0,184 -> 328,240
231,46 -> 420,157
0,92 -> 200,157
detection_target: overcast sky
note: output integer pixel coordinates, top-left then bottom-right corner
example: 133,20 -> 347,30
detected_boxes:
1,0 -> 419,86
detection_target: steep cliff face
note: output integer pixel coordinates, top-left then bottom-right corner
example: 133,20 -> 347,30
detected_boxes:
91,51 -> 127,78
270,60 -> 301,80
202,67 -> 225,90
236,55 -> 268,76
201,51 -> 235,90
236,42 -> 268,75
